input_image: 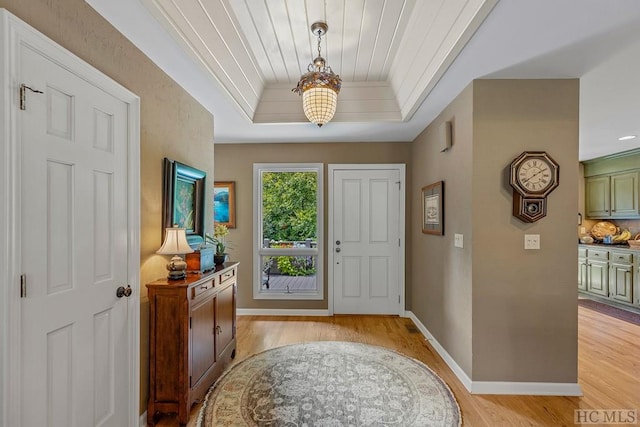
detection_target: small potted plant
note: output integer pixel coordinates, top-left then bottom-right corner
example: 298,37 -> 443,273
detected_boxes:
206,223 -> 230,265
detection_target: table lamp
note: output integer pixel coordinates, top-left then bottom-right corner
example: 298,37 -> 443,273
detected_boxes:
156,227 -> 194,279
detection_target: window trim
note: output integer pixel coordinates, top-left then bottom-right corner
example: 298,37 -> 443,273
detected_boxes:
253,163 -> 324,300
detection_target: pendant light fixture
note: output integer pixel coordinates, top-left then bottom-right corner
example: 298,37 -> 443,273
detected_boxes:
293,21 -> 342,127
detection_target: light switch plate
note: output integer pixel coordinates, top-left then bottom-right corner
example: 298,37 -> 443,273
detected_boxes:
454,233 -> 463,248
524,234 -> 540,250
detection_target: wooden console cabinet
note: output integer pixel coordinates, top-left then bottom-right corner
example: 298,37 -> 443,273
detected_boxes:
146,262 -> 238,426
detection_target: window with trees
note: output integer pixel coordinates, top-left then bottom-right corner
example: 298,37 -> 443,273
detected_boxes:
253,164 -> 323,299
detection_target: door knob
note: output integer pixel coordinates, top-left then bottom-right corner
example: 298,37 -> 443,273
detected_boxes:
336,248 -> 341,253
336,240 -> 341,245
116,285 -> 132,298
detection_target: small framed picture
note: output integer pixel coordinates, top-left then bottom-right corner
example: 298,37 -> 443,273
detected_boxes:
422,181 -> 444,235
214,181 -> 236,228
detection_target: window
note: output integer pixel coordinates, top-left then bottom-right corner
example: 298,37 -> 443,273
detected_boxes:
253,164 -> 323,299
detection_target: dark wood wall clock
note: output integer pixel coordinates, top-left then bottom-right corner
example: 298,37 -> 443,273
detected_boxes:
509,151 -> 559,223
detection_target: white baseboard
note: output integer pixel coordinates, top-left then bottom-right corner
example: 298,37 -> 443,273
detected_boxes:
139,411 -> 147,427
237,308 -> 330,316
404,311 -> 583,396
404,311 -> 473,391
471,381 -> 583,396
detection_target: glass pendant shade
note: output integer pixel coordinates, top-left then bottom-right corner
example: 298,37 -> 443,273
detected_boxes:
293,21 -> 341,127
302,86 -> 338,127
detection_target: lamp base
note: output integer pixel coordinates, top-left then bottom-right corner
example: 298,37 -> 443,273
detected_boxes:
166,255 -> 188,280
167,269 -> 186,280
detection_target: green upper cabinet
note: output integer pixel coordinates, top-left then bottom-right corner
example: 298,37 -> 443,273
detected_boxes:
583,150 -> 640,219
611,171 -> 639,217
585,171 -> 639,219
586,175 -> 610,218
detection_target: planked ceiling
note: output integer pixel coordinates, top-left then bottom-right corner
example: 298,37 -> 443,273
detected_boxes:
228,0 -> 414,84
138,0 -> 496,124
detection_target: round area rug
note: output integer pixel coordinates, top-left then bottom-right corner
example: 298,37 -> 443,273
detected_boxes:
197,341 -> 461,426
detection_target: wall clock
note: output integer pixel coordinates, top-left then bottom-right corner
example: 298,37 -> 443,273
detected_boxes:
509,151 -> 559,223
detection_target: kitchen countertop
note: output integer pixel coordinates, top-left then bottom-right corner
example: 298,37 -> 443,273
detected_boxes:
579,242 -> 640,253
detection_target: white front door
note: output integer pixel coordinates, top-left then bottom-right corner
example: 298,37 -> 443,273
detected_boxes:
329,165 -> 405,315
4,15 -> 139,427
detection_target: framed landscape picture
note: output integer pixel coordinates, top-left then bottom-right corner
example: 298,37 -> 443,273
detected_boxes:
422,181 -> 444,235
214,181 -> 236,228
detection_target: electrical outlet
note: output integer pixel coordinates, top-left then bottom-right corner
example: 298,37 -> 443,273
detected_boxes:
454,233 -> 463,248
580,227 -> 586,234
524,234 -> 540,250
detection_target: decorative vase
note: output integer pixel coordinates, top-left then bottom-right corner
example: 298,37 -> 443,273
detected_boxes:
214,254 -> 226,265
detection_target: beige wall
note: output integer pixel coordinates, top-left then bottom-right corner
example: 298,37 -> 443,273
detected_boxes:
0,0 -> 215,411
214,142 -> 412,309
407,86 -> 473,373
471,79 -> 579,382
410,85 -> 475,374
410,79 -> 580,383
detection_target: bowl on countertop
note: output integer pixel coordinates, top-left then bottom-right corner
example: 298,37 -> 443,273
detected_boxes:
590,221 -> 618,240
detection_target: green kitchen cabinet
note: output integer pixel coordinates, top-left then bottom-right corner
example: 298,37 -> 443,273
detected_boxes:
587,259 -> 609,297
609,251 -> 634,304
611,172 -> 639,218
579,245 -> 640,309
585,171 -> 639,219
581,247 -> 610,297
578,248 -> 588,291
586,176 -> 610,218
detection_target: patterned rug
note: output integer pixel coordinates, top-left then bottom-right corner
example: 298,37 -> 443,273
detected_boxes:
578,298 -> 640,326
197,341 -> 461,426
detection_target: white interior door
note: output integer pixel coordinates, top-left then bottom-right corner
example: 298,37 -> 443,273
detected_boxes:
330,166 -> 405,315
7,16 -> 139,427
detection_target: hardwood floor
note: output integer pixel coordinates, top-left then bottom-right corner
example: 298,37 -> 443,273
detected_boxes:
155,306 -> 640,426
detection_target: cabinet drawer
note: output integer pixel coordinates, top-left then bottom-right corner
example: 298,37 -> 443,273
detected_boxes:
578,247 -> 587,258
610,252 -> 633,264
191,279 -> 215,300
587,249 -> 609,260
220,268 -> 236,285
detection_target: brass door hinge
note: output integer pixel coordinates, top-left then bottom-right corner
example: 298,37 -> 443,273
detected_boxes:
19,83 -> 44,110
20,274 -> 26,298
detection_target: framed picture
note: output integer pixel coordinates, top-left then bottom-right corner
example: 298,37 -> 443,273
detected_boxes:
422,181 -> 444,235
162,158 -> 206,236
214,181 -> 236,228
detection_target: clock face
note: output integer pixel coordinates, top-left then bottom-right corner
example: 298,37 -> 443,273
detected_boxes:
516,158 -> 554,193
510,151 -> 559,222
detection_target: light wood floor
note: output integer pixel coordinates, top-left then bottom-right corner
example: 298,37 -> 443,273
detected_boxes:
155,306 -> 640,426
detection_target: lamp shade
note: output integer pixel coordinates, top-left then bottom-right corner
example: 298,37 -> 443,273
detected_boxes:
302,87 -> 338,127
156,227 -> 193,255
